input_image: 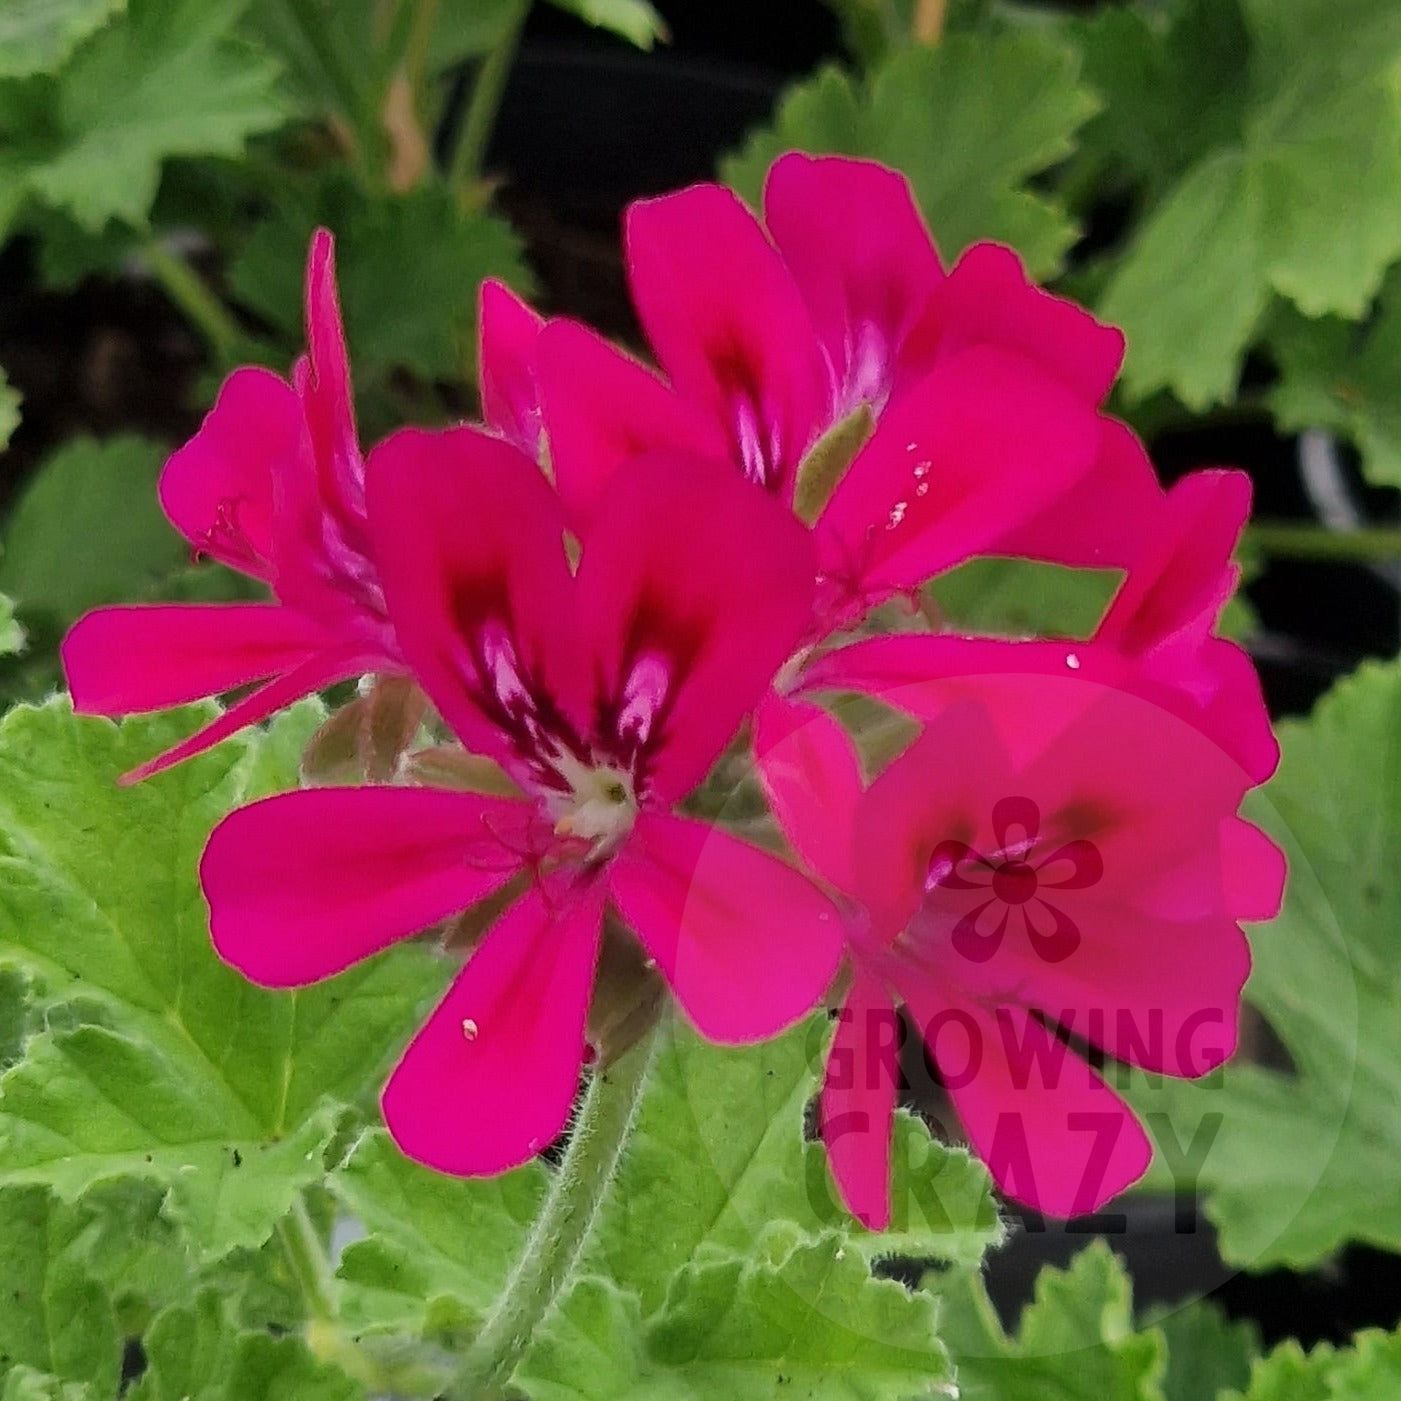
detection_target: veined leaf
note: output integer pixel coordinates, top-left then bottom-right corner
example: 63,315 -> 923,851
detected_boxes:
520,1233 -> 953,1400
1130,657 -> 1401,1267
723,30 -> 1097,277
0,700 -> 450,1261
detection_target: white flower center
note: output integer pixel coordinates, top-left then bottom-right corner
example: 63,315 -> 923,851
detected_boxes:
548,752 -> 639,856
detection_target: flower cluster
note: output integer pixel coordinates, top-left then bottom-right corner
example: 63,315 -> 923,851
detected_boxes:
62,154 -> 1284,1225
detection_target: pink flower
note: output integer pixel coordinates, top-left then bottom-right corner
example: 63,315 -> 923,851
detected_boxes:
61,231 -> 399,782
528,154 -> 1161,619
755,668 -> 1284,1226
200,429 -> 844,1176
800,469 -> 1279,784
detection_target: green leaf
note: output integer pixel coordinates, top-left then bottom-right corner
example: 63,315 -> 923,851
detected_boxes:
0,435 -> 186,628
0,700 -> 450,1260
930,558 -> 1121,640
228,175 -> 531,384
1071,0 -> 1249,199
0,1367 -> 92,1401
128,1290 -> 363,1401
0,967 -> 35,1069
934,1242 -> 1164,1401
0,0 -> 126,80
1153,1302 -> 1258,1401
0,595 -> 26,659
723,30 -> 1097,277
1130,657 -> 1401,1267
0,0 -> 287,232
0,368 -> 20,453
426,0 -> 522,70
1268,269 -> 1401,489
586,1015 -> 1002,1313
330,1128 -> 548,1342
0,1187 -> 122,1394
1228,1328 -> 1401,1401
520,1233 -> 952,1400
545,0 -> 667,49
0,0 -> 287,235
1098,0 -> 1401,407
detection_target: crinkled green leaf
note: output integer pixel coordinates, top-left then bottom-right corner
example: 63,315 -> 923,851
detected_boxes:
0,595 -> 26,659
1071,0 -> 1248,199
228,175 -> 530,383
330,1128 -> 548,1342
520,1232 -> 952,1400
0,1367 -> 92,1401
0,1187 -> 122,1394
1153,1301 -> 1258,1401
723,30 -> 1096,277
0,435 -> 185,628
128,1290 -> 363,1401
587,1015 -> 1002,1313
1227,1327 -> 1401,1401
1130,657 -> 1401,1267
1099,0 -> 1401,407
0,700 -> 450,1261
545,0 -> 667,49
1268,268 -> 1401,489
0,369 -> 20,454
0,0 -> 287,235
934,1242 -> 1164,1401
0,0 -> 126,79
0,967 -> 35,1069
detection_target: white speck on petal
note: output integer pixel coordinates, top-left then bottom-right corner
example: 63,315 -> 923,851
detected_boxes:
886,501 -> 908,530
461,1018 -> 479,1040
1066,653 -> 1081,670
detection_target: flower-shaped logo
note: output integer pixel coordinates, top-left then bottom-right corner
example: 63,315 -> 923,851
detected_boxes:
928,796 -> 1103,965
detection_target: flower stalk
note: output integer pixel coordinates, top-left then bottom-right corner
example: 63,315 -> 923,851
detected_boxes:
444,1020 -> 662,1400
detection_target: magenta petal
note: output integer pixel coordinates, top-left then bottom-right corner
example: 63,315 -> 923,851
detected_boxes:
851,700 -> 1018,940
608,811 -> 842,1043
906,991 -> 1151,1216
993,905 -> 1251,1078
753,690 -> 864,898
815,346 -> 1101,610
382,880 -> 604,1176
990,419 -> 1164,570
821,970 -> 901,1230
203,787 -> 531,987
301,229 -> 362,519
1099,470 -> 1251,654
158,367 -> 298,576
570,453 -> 816,803
365,425 -> 574,768
764,153 -> 944,416
535,319 -> 730,529
479,278 -> 547,460
62,603 -> 329,715
925,242 -> 1125,405
625,182 -> 828,493
120,643 -> 371,784
1220,816 -> 1286,921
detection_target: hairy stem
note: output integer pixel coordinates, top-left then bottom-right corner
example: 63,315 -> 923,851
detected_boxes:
1246,521 -> 1401,561
276,1196 -> 337,1324
140,239 -> 244,367
444,1022 -> 661,1399
449,0 -> 529,191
